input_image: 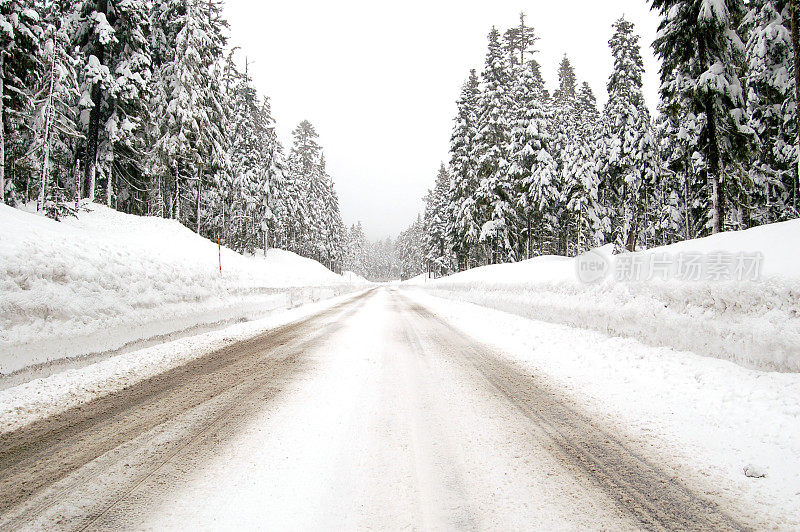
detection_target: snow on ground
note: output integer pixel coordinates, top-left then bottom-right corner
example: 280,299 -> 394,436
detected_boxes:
140,289 -> 636,531
0,290 -> 367,436
403,289 -> 800,529
0,204 -> 364,374
407,219 -> 800,372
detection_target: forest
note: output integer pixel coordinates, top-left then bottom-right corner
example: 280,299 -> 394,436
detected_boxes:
387,2 -> 798,280
2,1 -> 797,281
1,0 -> 345,270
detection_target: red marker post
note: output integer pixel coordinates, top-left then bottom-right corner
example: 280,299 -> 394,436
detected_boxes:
218,237 -> 222,275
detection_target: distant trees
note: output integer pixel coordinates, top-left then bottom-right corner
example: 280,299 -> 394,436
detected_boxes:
1,0 -> 346,271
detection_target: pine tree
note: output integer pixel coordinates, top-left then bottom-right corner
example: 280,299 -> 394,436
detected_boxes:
652,0 -> 752,233
744,0 -> 798,221
508,58 -> 556,258
447,69 -> 481,270
565,82 -> 603,252
30,21 -> 81,217
0,0 -> 42,204
423,163 -> 452,276
474,27 -> 515,263
602,17 -> 660,251
548,54 -> 579,255
148,0 -> 226,222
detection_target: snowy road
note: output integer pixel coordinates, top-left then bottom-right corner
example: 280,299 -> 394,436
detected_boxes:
0,288 -> 748,530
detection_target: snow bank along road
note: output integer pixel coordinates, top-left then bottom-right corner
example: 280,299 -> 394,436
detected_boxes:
0,288 -> 757,530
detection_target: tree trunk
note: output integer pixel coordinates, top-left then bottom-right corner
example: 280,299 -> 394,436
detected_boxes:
698,28 -> 725,234
83,0 -> 109,201
106,166 -> 112,206
526,217 -> 531,259
792,0 -> 800,212
38,49 -> 58,212
0,53 -> 5,204
195,177 -> 201,233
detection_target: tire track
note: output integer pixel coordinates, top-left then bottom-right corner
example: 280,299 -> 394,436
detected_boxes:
399,294 -> 747,531
0,290 -> 375,530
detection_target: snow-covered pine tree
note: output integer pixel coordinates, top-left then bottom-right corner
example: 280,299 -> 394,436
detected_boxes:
447,69 -> 481,270
474,27 -> 515,264
73,0 -> 115,201
652,0 -> 753,233
397,214 -> 426,280
564,81 -> 603,253
547,54 -> 579,255
744,0 -> 798,222
30,20 -> 81,218
148,0 -> 226,223
602,17 -> 660,252
255,95 -> 287,253
100,0 -> 152,210
508,58 -> 556,259
423,163 -> 452,277
285,119 -> 340,263
0,0 -> 42,204
226,58 -> 265,253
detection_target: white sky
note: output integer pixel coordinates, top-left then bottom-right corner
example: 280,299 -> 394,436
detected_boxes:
223,1 -> 663,241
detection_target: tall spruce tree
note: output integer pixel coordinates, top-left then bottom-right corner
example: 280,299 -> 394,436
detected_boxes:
508,58 -> 556,258
744,0 -> 798,221
474,27 -> 515,263
603,17 -> 659,251
447,69 -> 481,269
652,0 -> 752,233
0,0 -> 41,204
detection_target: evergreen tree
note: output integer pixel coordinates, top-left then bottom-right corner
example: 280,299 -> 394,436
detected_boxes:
508,58 -> 556,258
474,27 -> 515,263
602,17 -> 660,251
565,81 -> 603,252
652,0 -> 752,233
30,20 -> 81,217
148,0 -> 226,222
423,163 -> 452,276
0,0 -> 42,203
548,54 -> 579,255
744,0 -> 798,221
447,69 -> 481,269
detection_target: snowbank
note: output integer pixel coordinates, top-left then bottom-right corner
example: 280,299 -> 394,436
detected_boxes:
0,204 -> 364,374
341,270 -> 370,283
407,220 -> 800,372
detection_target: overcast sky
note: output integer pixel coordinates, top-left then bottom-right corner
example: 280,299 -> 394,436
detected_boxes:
223,1 -> 663,241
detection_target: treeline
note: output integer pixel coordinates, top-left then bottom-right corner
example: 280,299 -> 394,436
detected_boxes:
408,3 -> 798,278
0,0 -> 345,269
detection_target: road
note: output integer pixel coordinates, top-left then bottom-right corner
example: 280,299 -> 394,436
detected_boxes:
0,288 -> 745,530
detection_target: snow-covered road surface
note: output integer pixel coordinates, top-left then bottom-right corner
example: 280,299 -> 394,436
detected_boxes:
0,289 -> 756,530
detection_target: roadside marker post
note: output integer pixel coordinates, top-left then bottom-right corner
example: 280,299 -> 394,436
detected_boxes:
218,237 -> 222,275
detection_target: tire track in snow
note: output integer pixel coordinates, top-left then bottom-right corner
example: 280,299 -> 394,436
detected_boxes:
400,293 -> 747,531
0,290 -> 376,530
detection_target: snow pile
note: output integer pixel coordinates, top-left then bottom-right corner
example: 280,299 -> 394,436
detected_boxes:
407,220 -> 800,372
0,291 -> 364,436
341,270 -> 370,283
0,204 -> 364,374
